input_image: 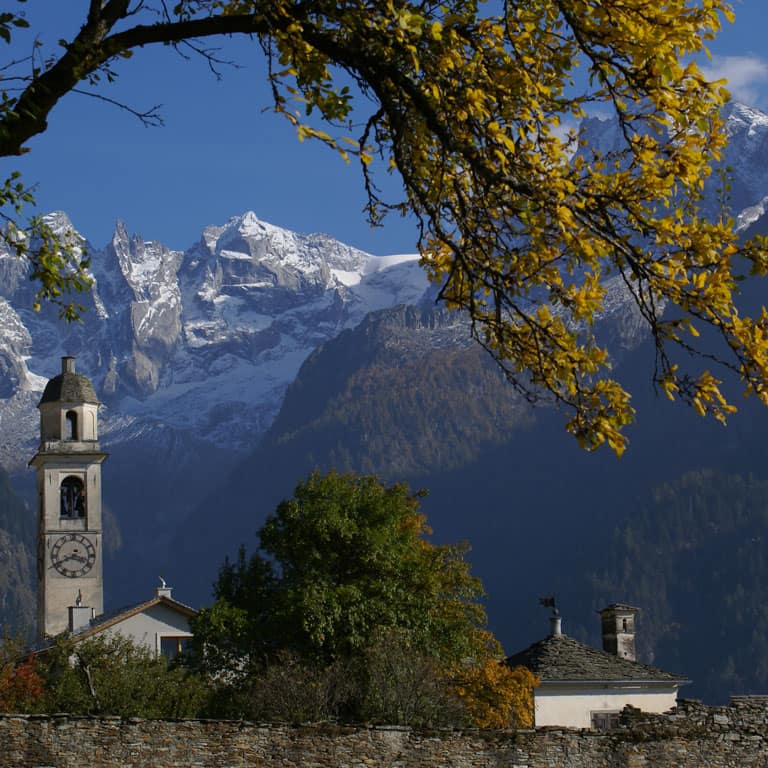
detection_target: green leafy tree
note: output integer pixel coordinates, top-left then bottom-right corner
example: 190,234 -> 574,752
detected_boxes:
3,1 -> 767,449
192,471 -> 519,724
351,628 -> 468,727
194,471 -> 488,673
35,634 -> 208,717
207,636 -> 469,726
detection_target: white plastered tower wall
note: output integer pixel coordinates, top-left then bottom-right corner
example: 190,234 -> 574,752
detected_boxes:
30,357 -> 108,638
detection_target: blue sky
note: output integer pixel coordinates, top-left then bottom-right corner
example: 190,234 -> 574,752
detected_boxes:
7,1 -> 768,255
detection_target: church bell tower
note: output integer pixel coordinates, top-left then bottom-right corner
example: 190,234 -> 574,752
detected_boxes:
30,356 -> 108,637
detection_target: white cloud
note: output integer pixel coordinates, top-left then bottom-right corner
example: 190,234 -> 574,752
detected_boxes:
700,55 -> 768,107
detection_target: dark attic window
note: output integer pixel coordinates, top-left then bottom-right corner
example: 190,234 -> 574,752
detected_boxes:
65,411 -> 78,441
592,711 -> 620,731
60,476 -> 86,518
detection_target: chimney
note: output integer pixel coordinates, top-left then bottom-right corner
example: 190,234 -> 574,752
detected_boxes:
550,609 -> 562,637
600,604 -> 639,661
62,356 -> 76,374
156,577 -> 172,599
68,591 -> 94,634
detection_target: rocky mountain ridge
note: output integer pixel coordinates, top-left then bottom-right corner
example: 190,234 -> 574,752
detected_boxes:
2,101 -> 766,471
579,101 -> 768,230
0,210 -> 429,467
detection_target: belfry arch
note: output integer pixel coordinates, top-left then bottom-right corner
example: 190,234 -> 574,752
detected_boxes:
65,410 -> 78,440
60,476 -> 86,518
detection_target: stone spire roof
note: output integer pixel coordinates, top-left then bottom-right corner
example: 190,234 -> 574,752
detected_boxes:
506,633 -> 687,682
39,356 -> 99,406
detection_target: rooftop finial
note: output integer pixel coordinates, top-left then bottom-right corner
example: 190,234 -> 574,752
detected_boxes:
539,595 -> 557,613
62,356 -> 76,374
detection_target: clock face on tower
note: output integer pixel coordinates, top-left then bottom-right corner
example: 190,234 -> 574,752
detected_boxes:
50,533 -> 96,578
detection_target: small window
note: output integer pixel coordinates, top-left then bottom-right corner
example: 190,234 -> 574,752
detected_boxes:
60,476 -> 86,518
160,636 -> 192,661
591,711 -> 620,730
65,411 -> 78,440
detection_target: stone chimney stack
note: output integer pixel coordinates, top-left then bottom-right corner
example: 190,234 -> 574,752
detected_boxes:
62,356 -> 75,374
600,604 -> 639,661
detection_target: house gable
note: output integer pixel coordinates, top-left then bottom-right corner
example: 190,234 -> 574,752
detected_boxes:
72,595 -> 197,658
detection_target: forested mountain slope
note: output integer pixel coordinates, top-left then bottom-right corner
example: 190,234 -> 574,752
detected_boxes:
0,466 -> 34,633
588,469 -> 768,703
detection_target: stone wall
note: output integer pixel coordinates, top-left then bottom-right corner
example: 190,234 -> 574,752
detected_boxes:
2,698 -> 768,768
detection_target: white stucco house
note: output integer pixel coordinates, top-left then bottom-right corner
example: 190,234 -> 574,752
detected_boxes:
506,604 -> 689,729
63,581 -> 197,660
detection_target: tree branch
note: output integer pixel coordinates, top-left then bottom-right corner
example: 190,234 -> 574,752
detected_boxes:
69,86 -> 164,126
0,12 -> 277,157
87,1 -> 104,26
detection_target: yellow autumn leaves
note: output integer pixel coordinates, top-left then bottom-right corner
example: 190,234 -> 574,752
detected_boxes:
251,0 -> 768,454
452,659 -> 539,728
8,1 -> 764,451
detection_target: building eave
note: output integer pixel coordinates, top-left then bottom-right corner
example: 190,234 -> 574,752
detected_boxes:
538,678 -> 691,688
28,596 -> 198,658
40,597 -> 199,652
68,596 -> 197,642
29,449 -> 108,468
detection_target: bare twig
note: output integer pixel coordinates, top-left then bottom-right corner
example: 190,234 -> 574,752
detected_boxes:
69,87 -> 164,126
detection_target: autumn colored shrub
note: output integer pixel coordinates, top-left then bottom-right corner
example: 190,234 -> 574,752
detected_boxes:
0,652 -> 44,713
452,659 -> 538,728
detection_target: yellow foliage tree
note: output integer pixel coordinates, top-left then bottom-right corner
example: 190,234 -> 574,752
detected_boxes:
2,1 -> 767,450
451,658 -> 539,729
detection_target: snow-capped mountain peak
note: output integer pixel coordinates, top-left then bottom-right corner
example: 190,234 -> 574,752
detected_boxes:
724,101 -> 768,137
4,102 -> 768,466
0,212 -> 426,464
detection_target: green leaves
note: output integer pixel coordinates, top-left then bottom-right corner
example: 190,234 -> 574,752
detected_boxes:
262,471 -> 486,662
0,191 -> 93,320
194,471 -> 489,669
192,470 -> 520,724
0,10 -> 29,45
19,634 -> 208,718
